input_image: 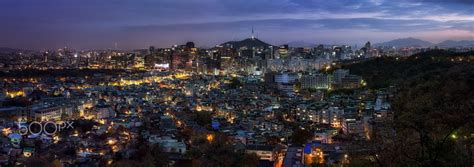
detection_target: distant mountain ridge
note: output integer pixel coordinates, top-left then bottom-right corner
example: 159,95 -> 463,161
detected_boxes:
286,41 -> 315,47
0,47 -> 26,53
0,47 -> 37,54
437,40 -> 474,48
281,42 -> 353,48
374,38 -> 433,48
374,38 -> 474,48
221,38 -> 272,49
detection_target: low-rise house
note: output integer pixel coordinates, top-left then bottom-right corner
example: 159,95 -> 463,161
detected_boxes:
30,105 -> 62,121
246,144 -> 276,161
148,136 -> 187,154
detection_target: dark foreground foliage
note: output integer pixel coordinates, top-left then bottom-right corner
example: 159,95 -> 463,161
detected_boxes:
347,50 -> 474,166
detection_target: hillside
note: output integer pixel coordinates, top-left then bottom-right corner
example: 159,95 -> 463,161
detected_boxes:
345,49 -> 474,166
221,38 -> 272,49
342,49 -> 474,88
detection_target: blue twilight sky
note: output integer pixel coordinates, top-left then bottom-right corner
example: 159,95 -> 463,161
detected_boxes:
0,0 -> 473,50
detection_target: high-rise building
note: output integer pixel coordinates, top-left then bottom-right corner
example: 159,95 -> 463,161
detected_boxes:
278,45 -> 289,59
300,74 -> 330,90
185,42 -> 195,49
274,72 -> 298,84
364,41 -> 371,50
333,69 -> 349,84
149,46 -> 155,55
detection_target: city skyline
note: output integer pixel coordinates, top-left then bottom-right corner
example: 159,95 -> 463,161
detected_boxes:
0,0 -> 473,50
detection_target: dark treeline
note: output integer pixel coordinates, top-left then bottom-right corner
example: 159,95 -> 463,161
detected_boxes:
343,50 -> 474,88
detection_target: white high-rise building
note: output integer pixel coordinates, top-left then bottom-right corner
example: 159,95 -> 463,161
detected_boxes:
300,74 -> 330,90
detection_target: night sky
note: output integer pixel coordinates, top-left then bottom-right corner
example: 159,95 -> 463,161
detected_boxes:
0,0 -> 473,50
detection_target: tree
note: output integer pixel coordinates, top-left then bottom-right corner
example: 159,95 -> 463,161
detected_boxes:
350,61 -> 474,166
228,77 -> 242,89
291,128 -> 313,145
151,144 -> 170,167
186,133 -> 260,167
239,153 -> 260,167
112,159 -> 142,167
23,157 -> 51,167
195,111 -> 212,127
391,66 -> 474,166
51,159 -> 61,167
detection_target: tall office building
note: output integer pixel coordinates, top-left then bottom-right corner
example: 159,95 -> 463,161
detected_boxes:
301,74 -> 330,90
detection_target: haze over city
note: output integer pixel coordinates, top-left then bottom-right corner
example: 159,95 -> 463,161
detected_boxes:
0,0 -> 473,50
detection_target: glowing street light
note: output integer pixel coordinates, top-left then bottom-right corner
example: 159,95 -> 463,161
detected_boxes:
451,134 -> 457,139
206,134 -> 214,142
108,139 -> 116,145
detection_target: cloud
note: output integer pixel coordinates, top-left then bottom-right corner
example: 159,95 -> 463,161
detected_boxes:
0,0 -> 472,49
123,18 -> 466,33
419,0 -> 474,4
